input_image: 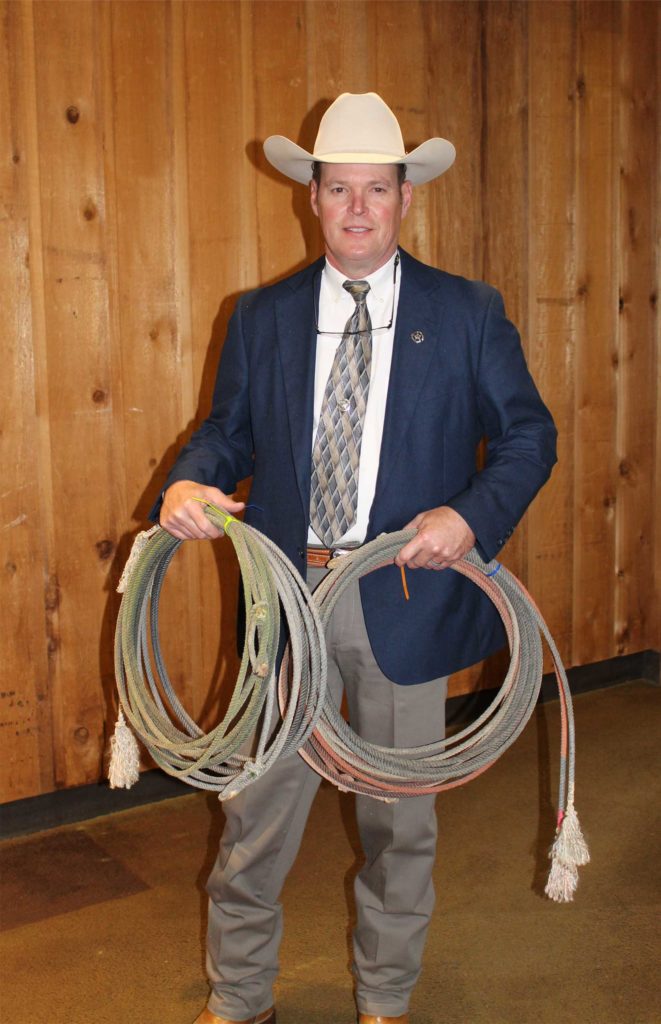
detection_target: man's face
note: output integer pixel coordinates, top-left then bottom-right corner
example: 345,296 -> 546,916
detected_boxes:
310,163 -> 412,278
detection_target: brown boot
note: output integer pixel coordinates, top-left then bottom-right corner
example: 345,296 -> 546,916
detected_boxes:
358,1015 -> 409,1024
194,1008 -> 275,1024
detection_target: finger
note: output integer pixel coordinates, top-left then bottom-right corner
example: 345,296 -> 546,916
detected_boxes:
402,513 -> 424,531
204,488 -> 245,514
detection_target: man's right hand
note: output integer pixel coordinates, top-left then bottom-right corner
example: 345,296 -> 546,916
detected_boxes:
159,481 -> 245,541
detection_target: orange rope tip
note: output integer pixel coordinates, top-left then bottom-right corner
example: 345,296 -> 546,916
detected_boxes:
400,565 -> 410,601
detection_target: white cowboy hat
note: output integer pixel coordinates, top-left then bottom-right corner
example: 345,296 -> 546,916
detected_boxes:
263,92 -> 455,186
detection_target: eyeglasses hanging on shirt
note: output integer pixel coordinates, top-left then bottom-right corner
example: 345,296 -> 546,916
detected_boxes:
314,253 -> 399,335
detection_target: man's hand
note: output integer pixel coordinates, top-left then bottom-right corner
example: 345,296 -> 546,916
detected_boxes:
159,481 -> 245,541
395,506 -> 476,571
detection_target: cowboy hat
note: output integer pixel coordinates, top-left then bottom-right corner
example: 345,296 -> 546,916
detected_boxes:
263,92 -> 455,186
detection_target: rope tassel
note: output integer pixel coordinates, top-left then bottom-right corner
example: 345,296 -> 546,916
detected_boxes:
545,858 -> 579,903
108,708 -> 141,789
545,803 -> 590,902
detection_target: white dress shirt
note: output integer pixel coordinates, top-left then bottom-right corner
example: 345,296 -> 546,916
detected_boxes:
308,249 -> 401,547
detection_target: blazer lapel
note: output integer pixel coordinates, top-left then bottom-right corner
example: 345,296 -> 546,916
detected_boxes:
275,261 -> 323,515
371,251 -> 445,511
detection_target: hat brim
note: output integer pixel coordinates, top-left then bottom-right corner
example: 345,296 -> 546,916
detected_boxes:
263,135 -> 455,186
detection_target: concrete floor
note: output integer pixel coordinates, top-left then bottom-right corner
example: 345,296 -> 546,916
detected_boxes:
1,681 -> 659,1024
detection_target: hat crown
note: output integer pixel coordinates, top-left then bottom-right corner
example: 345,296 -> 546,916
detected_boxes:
314,92 -> 405,159
262,91 -> 455,186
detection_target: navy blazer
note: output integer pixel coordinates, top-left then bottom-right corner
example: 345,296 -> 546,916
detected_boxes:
155,249 -> 557,683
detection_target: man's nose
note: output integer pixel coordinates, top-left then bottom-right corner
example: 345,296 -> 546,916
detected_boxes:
349,191 -> 367,215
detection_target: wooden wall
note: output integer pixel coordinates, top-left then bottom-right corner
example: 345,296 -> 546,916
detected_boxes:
1,0 -> 659,802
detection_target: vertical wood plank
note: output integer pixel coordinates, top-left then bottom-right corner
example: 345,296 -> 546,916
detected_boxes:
525,0 -> 577,665
107,0 -> 199,728
614,0 -> 658,655
181,0 -> 256,721
0,0 -> 55,800
30,0 -> 118,787
423,0 -> 484,279
305,0 -> 373,101
252,1 -> 312,280
571,1 -> 619,665
481,0 -> 529,590
372,0 -> 433,262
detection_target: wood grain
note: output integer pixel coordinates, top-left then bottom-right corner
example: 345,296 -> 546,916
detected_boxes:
1,0 -> 658,800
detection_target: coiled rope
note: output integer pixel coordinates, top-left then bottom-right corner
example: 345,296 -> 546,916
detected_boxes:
111,505 -> 589,900
112,504 -> 326,799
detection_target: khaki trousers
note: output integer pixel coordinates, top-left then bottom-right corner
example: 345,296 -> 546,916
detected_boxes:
205,567 -> 448,1020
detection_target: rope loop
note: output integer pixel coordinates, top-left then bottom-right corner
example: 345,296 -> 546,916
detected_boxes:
113,504 -> 327,798
113,521 -> 588,898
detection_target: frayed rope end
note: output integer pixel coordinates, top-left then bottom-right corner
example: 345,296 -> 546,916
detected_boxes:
108,708 -> 141,789
117,525 -> 160,594
545,804 -> 590,902
545,859 -> 578,903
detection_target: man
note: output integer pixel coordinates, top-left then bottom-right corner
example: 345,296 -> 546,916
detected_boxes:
157,93 -> 557,1024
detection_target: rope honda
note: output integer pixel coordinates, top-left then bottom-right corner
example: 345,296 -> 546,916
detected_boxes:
111,507 -> 589,900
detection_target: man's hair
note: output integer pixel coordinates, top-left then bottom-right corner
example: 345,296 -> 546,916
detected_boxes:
311,161 -> 407,188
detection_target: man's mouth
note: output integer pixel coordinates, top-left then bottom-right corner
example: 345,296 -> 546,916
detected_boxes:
344,227 -> 371,234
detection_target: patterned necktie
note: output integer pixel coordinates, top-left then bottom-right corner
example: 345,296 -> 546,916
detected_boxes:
310,280 -> 372,546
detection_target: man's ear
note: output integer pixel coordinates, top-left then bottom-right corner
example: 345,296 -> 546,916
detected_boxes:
401,179 -> 413,219
310,179 -> 319,217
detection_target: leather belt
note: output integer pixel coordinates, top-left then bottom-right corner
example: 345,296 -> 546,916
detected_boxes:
306,544 -> 361,568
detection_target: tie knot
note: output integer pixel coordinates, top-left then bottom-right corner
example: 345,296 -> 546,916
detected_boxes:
343,280 -> 370,304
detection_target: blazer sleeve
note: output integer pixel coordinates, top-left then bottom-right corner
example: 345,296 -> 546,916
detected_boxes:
444,287 -> 557,561
149,296 -> 255,521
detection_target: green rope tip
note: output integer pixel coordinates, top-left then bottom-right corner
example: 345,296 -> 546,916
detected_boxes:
190,496 -> 240,530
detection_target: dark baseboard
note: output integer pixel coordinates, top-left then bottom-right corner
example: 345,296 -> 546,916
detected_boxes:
446,647 -> 659,727
0,768 -> 190,842
1,648 -> 658,842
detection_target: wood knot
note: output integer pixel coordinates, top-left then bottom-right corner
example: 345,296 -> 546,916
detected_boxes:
575,76 -> 586,99
92,387 -> 107,404
44,575 -> 60,611
65,105 -> 80,124
618,459 -> 631,478
83,199 -> 97,221
618,295 -> 625,312
148,326 -> 159,341
148,457 -> 157,468
74,726 -> 89,744
96,539 -> 115,560
5,561 -> 17,576
12,152 -> 20,164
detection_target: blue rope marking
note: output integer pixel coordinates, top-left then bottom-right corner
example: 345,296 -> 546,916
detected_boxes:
485,562 -> 502,577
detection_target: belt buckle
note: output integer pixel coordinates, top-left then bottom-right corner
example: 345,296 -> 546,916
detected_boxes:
329,543 -> 360,560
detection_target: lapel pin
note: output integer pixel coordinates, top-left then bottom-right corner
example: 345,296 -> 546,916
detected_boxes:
410,330 -> 424,344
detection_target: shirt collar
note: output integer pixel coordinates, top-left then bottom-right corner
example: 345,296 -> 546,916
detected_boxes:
322,249 -> 399,305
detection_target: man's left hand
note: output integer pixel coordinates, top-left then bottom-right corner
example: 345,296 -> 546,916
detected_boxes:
395,506 -> 476,571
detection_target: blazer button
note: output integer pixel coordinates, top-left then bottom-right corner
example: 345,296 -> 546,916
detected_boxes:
297,547 -> 304,559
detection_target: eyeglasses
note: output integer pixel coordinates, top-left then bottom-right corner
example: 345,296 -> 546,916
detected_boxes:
314,252 -> 399,335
